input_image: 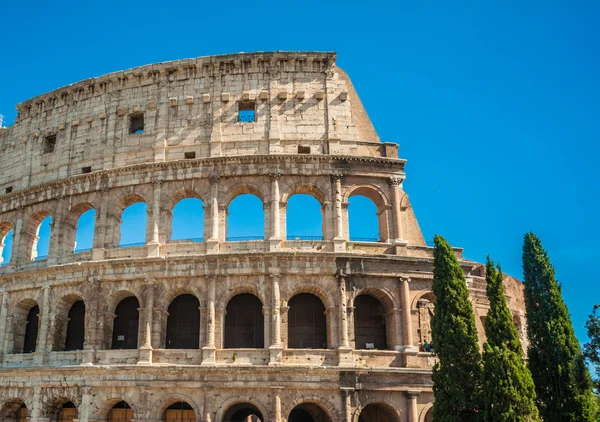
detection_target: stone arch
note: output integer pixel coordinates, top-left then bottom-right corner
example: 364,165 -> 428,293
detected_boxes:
0,398 -> 30,421
150,394 -> 201,422
91,394 -> 140,421
22,209 -> 53,261
43,396 -> 80,422
411,290 -> 435,311
224,293 -> 265,349
63,202 -> 96,253
157,286 -> 202,311
349,287 -> 397,310
108,193 -> 149,248
283,395 -> 339,422
281,184 -> 327,205
418,403 -> 433,422
284,283 -> 335,310
216,397 -> 270,422
412,291 -> 435,350
352,399 -> 404,422
165,188 -> 206,212
10,298 -> 40,354
219,284 -> 266,311
52,291 -> 85,352
344,184 -> 391,242
166,294 -> 201,349
352,292 -> 392,351
166,188 -> 207,243
105,291 -> 141,350
223,183 -> 267,206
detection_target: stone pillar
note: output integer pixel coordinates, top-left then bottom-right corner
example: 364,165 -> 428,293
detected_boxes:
204,390 -> 214,422
271,387 -> 283,422
147,181 -> 162,257
342,389 -> 353,422
202,275 -> 216,365
91,191 -> 109,260
30,386 -> 42,422
206,176 -> 220,254
269,173 -> 282,251
138,276 -> 156,365
406,390 -> 420,422
269,273 -> 283,365
78,387 -> 92,422
0,292 -> 8,363
10,210 -> 24,267
337,271 -> 352,366
388,176 -> 408,247
331,174 -> 346,251
35,286 -> 51,362
399,277 -> 418,354
391,308 -> 403,351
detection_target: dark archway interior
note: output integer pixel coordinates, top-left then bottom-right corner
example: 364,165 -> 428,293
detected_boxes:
424,408 -> 433,422
111,296 -> 140,350
354,295 -> 387,350
358,404 -> 399,422
17,404 -> 27,422
58,402 -> 77,422
289,403 -> 331,422
166,294 -> 200,349
65,300 -> 85,351
108,401 -> 132,422
288,294 -> 327,349
0,400 -> 28,422
224,294 -> 264,349
223,403 -> 263,422
165,402 -> 195,422
23,305 -> 39,353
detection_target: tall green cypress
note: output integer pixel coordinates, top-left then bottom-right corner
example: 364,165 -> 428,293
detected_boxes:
431,235 -> 483,422
522,232 -> 597,421
483,257 -> 540,421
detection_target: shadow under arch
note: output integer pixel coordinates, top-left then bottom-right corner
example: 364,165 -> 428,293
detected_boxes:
418,403 -> 433,422
92,394 -> 140,421
283,395 -> 338,422
150,393 -> 201,422
353,400 -> 404,422
216,397 -> 269,422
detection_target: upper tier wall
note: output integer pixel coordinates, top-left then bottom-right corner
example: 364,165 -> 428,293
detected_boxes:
0,52 -> 396,195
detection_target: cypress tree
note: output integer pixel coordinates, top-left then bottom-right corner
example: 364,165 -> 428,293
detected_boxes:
483,257 -> 540,421
431,235 -> 483,422
522,232 -> 597,421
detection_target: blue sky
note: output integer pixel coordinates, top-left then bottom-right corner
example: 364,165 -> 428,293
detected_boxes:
1,0 -> 599,345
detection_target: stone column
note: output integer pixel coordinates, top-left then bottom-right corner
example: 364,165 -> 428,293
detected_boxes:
337,271 -> 352,366
138,276 -> 156,365
331,174 -> 346,251
269,173 -> 282,251
91,191 -> 109,260
48,199 -> 66,264
271,387 -> 283,422
342,389 -> 353,422
0,292 -> 9,363
35,286 -> 51,361
147,181 -> 161,257
399,277 -> 418,354
269,273 -> 283,365
206,176 -> 220,254
30,386 -> 42,422
388,176 -> 408,247
202,275 -> 216,365
10,210 -> 24,266
204,390 -> 214,422
391,308 -> 403,351
78,387 -> 92,422
406,390 -> 420,422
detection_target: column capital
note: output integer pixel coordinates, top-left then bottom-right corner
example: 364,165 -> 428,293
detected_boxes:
398,276 -> 411,284
269,172 -> 282,179
144,274 -> 157,285
406,389 -> 421,397
388,175 -> 405,188
151,178 -> 163,186
209,174 -> 221,184
330,172 -> 344,182
336,269 -> 348,281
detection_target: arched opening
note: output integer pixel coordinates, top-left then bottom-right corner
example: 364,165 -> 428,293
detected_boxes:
171,198 -> 204,242
354,295 -> 387,350
288,294 -> 327,349
223,403 -> 263,422
416,293 -> 435,352
111,296 -> 139,349
0,226 -> 14,266
0,399 -> 28,422
164,402 -> 195,422
227,194 -> 264,241
348,195 -> 380,242
166,295 -> 200,349
289,403 -> 331,422
57,402 -> 77,422
64,300 -> 85,351
33,216 -> 52,261
286,194 -> 323,240
108,401 -> 133,422
22,305 -> 39,353
74,209 -> 96,253
224,294 -> 264,349
119,202 -> 147,248
424,408 -> 433,422
358,403 -> 400,422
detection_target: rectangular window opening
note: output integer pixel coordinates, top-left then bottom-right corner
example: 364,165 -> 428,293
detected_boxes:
82,166 -> 92,174
44,135 -> 56,153
5,186 -> 13,194
184,151 -> 196,159
130,113 -> 145,134
298,145 -> 311,154
238,101 -> 255,123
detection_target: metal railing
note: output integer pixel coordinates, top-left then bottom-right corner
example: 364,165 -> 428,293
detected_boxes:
119,242 -> 146,248
74,248 -> 92,253
226,236 -> 264,242
177,237 -> 203,243
34,255 -> 48,261
287,235 -> 324,241
238,113 -> 255,123
349,237 -> 381,243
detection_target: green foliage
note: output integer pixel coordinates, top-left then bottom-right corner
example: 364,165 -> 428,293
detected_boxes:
483,257 -> 540,421
522,232 -> 597,421
583,304 -> 600,388
431,235 -> 483,422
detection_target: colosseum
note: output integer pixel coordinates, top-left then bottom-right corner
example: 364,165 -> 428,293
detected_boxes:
0,51 -> 528,422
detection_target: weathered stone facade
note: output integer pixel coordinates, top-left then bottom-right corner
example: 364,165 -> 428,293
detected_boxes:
0,52 -> 527,422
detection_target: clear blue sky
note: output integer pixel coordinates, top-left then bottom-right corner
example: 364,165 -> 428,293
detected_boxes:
1,1 -> 599,345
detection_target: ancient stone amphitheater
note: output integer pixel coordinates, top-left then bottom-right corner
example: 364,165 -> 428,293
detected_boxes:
0,52 -> 528,422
